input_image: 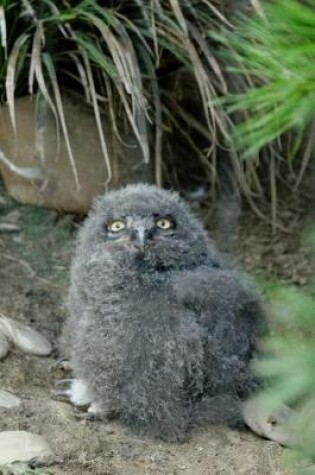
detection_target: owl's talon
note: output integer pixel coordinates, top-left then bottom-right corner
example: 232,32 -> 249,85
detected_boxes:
73,410 -> 87,420
55,378 -> 75,388
51,388 -> 71,402
73,408 -> 97,420
51,378 -> 74,401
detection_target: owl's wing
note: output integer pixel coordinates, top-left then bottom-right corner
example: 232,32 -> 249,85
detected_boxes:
172,266 -> 265,369
174,266 -> 264,323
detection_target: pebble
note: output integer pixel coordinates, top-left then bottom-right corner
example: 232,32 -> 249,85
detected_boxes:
0,390 -> 21,409
0,431 -> 55,465
2,210 -> 21,224
0,332 -> 9,360
0,223 -> 20,232
0,315 -> 52,356
242,396 -> 296,446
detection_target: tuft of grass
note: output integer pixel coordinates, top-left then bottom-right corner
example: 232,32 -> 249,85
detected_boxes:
0,0 -> 238,188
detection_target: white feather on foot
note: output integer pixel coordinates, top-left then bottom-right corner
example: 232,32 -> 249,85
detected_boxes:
69,379 -> 95,407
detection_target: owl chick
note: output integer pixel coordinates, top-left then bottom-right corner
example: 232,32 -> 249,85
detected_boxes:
60,184 -> 265,441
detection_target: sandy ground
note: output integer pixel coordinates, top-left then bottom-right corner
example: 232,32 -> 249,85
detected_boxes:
0,185 -> 312,475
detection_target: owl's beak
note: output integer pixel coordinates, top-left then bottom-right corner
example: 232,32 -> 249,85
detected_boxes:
130,226 -> 148,252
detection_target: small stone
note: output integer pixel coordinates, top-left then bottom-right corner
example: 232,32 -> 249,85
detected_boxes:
0,431 -> 54,465
12,235 -> 24,243
0,332 -> 10,360
2,210 -> 21,224
0,222 -> 20,232
242,397 -> 296,446
0,315 -> 52,356
0,390 -> 21,409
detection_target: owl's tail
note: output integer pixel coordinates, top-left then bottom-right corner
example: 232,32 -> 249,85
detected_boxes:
191,394 -> 244,429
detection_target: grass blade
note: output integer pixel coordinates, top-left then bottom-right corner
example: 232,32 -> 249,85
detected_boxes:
43,53 -> 80,189
5,33 -> 30,133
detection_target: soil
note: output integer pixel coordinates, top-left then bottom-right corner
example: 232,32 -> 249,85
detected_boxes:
0,182 -> 312,475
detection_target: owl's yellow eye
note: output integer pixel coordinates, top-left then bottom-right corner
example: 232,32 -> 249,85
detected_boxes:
108,219 -> 126,232
156,217 -> 173,230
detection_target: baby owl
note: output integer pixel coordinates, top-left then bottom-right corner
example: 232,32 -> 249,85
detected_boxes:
61,184 -> 264,441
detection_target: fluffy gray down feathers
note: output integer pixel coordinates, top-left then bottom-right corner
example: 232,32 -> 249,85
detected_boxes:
61,184 -> 265,441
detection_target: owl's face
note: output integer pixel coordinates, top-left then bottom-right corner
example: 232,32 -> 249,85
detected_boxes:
79,184 -> 215,272
102,213 -> 178,253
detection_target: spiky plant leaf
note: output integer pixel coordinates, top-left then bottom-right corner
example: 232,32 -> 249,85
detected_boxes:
257,233 -> 315,473
216,0 -> 315,157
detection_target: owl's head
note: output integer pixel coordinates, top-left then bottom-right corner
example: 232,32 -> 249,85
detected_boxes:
78,184 -> 221,272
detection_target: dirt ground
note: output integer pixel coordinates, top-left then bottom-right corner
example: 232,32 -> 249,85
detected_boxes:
0,182 -> 312,475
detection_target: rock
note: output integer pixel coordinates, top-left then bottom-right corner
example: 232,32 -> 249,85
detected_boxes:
0,431 -> 54,465
242,397 -> 296,446
0,332 -> 10,360
0,315 -> 52,356
0,390 -> 21,409
0,96 -> 152,213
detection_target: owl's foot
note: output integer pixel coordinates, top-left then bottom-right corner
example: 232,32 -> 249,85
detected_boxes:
52,378 -> 95,407
68,378 -> 95,406
52,378 -> 118,423
88,400 -> 108,417
51,378 -> 74,402
72,400 -> 114,422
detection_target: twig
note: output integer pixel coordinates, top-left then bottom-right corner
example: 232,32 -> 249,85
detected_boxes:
0,251 -> 64,289
0,251 -> 35,276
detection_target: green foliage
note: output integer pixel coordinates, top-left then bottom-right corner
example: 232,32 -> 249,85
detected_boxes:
217,0 -> 315,157
259,234 -> 315,473
0,464 -> 49,475
0,192 -> 72,282
14,206 -> 72,281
